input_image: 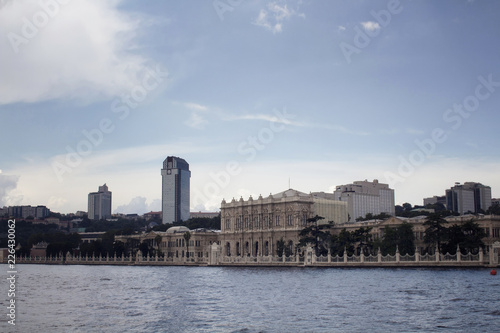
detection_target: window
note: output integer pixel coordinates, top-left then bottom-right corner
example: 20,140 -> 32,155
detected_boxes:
287,215 -> 293,226
225,219 -> 231,230
245,217 -> 249,228
236,218 -> 241,229
276,215 -> 280,226
302,214 -> 307,225
264,216 -> 269,227
254,217 -> 259,228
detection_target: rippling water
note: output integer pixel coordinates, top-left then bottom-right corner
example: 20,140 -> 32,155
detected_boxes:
2,265 -> 499,332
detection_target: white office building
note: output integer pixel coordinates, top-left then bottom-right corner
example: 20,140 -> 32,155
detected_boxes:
88,184 -> 112,220
333,179 -> 395,222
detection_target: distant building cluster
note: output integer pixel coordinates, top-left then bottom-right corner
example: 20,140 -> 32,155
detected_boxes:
0,205 -> 50,219
3,156 -> 497,238
424,182 -> 492,215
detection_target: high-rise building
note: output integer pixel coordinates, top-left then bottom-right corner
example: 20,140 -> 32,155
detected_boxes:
161,156 -> 191,224
423,195 -> 447,207
88,184 -> 112,220
446,182 -> 492,215
333,179 -> 395,221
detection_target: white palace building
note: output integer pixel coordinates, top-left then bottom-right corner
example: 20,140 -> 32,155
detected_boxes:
219,189 -> 348,258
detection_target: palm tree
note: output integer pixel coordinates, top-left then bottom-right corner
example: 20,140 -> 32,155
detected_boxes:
183,231 -> 191,258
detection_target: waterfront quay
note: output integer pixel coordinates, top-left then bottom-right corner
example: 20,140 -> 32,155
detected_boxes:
9,243 -> 499,268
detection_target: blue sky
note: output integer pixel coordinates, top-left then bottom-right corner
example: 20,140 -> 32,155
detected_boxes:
1,0 -> 499,214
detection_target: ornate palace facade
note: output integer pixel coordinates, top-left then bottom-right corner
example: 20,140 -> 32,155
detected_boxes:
219,189 -> 348,257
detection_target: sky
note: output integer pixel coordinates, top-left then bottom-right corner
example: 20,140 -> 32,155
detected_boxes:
1,0 -> 499,215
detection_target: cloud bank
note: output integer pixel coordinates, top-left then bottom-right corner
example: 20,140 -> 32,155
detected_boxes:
0,0 -> 150,105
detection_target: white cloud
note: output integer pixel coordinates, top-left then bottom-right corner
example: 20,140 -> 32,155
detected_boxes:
361,21 -> 381,32
114,196 -> 160,215
253,1 -> 304,34
184,102 -> 209,112
225,112 -> 370,136
405,128 -> 425,135
182,102 -> 210,129
338,25 -> 346,32
311,123 -> 370,136
231,113 -> 296,125
0,0 -> 152,105
0,174 -> 20,206
185,112 -> 208,129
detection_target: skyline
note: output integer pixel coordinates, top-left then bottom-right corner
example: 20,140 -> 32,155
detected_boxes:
1,0 -> 500,214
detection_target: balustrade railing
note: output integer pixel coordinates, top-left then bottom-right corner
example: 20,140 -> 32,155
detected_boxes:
10,248 -> 488,266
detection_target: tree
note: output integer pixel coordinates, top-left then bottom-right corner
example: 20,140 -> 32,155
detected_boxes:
459,220 -> 486,254
113,241 -> 125,257
139,241 -> 150,257
397,222 -> 415,255
376,226 -> 398,255
183,231 -> 191,258
154,234 -> 163,255
298,215 -> 333,256
375,223 -> 415,255
352,227 -> 373,255
276,238 -> 285,257
335,228 -> 356,256
487,203 -> 500,215
424,213 -> 448,253
402,203 -> 412,211
356,213 -> 391,222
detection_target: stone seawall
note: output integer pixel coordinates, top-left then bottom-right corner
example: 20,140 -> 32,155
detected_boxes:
7,247 -> 498,268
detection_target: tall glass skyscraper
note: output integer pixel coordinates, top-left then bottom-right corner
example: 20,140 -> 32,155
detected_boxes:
161,156 -> 191,224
